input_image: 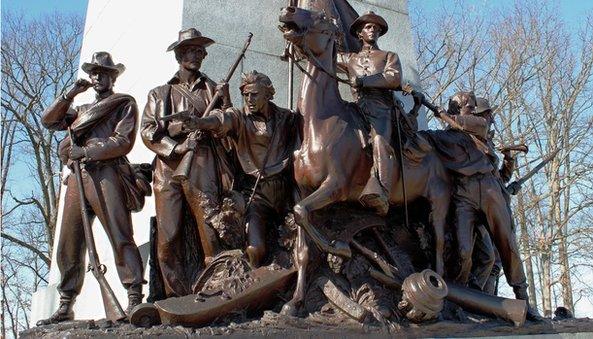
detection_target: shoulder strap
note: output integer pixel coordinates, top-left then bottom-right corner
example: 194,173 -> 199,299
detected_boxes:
172,84 -> 206,115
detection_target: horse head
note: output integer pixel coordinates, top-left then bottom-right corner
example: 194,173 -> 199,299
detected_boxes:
279,6 -> 340,59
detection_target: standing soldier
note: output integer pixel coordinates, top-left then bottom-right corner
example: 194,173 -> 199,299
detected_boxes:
184,71 -> 301,267
37,52 -> 145,324
141,28 -> 233,298
337,11 -> 403,216
426,92 -> 540,320
468,98 -> 517,293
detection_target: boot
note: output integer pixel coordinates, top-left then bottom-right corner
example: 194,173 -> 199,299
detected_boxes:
126,285 -> 144,316
360,175 -> 389,217
36,296 -> 75,326
514,286 -> 543,321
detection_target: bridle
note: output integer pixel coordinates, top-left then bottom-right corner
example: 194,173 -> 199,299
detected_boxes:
285,26 -> 351,87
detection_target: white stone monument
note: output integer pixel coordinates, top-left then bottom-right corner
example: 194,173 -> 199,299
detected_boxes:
30,0 -> 421,325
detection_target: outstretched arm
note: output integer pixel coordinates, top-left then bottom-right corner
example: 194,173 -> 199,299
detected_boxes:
187,108 -> 241,138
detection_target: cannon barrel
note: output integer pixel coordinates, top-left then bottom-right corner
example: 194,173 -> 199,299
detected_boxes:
370,269 -> 527,326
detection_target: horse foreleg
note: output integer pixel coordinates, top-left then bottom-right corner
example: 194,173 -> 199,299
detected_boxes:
293,179 -> 351,258
429,184 -> 450,277
281,226 -> 308,316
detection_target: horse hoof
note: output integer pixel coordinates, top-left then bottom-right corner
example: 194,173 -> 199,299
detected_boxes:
331,240 -> 352,258
280,302 -> 298,317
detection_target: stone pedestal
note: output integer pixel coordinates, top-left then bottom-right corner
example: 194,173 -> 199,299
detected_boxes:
30,0 -> 421,326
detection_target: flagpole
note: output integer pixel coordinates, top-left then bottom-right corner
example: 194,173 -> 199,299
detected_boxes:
287,0 -> 297,109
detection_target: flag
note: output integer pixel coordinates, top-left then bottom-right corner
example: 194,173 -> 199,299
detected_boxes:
299,0 -> 361,53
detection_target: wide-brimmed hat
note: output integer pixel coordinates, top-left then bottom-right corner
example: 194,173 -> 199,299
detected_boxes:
81,51 -> 125,76
475,97 -> 498,115
349,11 -> 388,37
166,28 -> 215,52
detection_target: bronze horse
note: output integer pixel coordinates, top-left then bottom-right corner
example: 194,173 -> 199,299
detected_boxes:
278,6 -> 451,315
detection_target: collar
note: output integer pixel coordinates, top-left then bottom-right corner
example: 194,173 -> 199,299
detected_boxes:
361,44 -> 379,53
95,90 -> 114,101
167,71 -> 205,87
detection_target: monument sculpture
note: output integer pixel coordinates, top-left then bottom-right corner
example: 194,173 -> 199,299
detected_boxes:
31,1 -> 563,335
37,52 -> 147,325
183,70 -> 302,267
140,28 -> 234,298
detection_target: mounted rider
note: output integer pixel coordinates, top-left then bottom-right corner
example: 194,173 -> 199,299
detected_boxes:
337,11 -> 403,216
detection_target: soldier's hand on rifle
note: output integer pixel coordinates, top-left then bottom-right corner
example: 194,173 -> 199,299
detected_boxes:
435,107 -> 446,118
216,81 -> 230,99
502,149 -> 513,160
350,76 -> 363,89
183,115 -> 204,131
69,145 -> 86,161
412,90 -> 425,106
507,181 -> 522,195
173,136 -> 197,155
216,81 -> 232,108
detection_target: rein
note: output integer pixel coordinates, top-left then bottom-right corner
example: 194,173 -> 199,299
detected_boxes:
286,31 -> 351,86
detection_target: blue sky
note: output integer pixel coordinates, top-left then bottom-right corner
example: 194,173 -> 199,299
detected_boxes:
409,0 -> 592,32
3,0 -> 88,17
3,0 -> 592,28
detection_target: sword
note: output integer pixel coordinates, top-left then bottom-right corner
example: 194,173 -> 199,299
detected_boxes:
506,148 -> 559,195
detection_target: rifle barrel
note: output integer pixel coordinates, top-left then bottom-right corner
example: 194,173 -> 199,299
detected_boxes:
67,127 -> 126,321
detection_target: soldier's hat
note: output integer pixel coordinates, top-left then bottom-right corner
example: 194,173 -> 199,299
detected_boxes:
81,51 -> 125,76
349,11 -> 389,37
475,97 -> 498,115
167,28 -> 215,52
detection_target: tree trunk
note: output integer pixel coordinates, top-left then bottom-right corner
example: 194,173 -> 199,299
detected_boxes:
540,250 -> 553,317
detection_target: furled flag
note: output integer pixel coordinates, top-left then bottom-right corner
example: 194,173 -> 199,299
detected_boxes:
298,0 -> 361,53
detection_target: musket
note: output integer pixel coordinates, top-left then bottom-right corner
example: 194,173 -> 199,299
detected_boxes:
506,148 -> 559,190
393,105 -> 410,230
67,127 -> 127,322
285,0 -> 298,110
172,32 -> 254,181
401,84 -> 464,130
157,110 -> 192,122
498,144 -> 529,154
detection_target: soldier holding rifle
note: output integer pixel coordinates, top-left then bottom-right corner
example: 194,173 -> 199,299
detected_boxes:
140,28 -> 233,298
38,52 -> 145,324
420,91 -> 540,320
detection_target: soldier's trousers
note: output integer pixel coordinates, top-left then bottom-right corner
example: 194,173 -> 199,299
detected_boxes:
453,173 -> 527,290
359,100 -> 395,197
57,165 -> 144,300
242,173 -> 290,265
469,224 -> 496,290
153,145 -> 222,297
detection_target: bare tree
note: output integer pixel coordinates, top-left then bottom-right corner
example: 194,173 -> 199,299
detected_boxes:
410,0 -> 593,317
1,10 -> 83,335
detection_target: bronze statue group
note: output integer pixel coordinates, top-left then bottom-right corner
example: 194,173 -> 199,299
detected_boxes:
37,7 -> 542,327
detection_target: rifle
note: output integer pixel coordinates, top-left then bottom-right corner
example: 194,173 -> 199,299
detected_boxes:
172,32 -> 254,181
498,144 -> 528,154
506,148 -> 559,194
400,84 -> 493,155
67,127 -> 127,322
157,110 -> 192,123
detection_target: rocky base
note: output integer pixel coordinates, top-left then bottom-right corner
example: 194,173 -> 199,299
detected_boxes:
22,312 -> 593,338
